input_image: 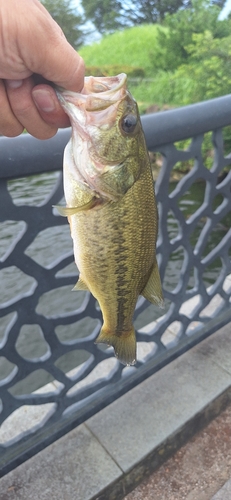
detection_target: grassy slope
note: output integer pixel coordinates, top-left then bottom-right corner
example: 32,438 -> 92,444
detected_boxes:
79,24 -> 167,77
79,25 -> 199,110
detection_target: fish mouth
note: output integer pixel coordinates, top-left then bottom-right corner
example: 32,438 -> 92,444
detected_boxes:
56,73 -> 128,127
56,73 -> 127,113
56,74 -> 135,198
83,73 -> 127,93
56,73 -> 127,100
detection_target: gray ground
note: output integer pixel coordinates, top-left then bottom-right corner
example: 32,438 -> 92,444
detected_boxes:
125,403 -> 231,500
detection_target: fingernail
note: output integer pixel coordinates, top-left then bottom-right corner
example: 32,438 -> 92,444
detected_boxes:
6,79 -> 23,89
32,89 -> 56,112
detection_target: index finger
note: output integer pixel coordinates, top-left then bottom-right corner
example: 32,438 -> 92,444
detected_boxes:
19,5 -> 85,92
42,46 -> 85,93
35,41 -> 85,92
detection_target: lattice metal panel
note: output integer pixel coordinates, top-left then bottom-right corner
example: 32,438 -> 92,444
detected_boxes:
1,97 -> 231,476
154,131 -> 231,343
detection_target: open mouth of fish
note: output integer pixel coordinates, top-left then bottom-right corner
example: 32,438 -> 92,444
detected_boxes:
56,73 -> 139,200
56,73 -> 128,134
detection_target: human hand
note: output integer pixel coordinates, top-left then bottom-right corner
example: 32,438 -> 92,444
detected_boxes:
0,0 -> 85,139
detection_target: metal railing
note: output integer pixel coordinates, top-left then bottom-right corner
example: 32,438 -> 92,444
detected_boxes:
1,94 -> 231,476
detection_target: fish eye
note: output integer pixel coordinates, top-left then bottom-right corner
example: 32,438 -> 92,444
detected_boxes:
121,114 -> 137,134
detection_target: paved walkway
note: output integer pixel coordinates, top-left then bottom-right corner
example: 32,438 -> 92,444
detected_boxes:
125,397 -> 231,499
1,322 -> 231,499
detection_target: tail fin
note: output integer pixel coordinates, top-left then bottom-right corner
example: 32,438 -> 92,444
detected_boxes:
95,327 -> 136,366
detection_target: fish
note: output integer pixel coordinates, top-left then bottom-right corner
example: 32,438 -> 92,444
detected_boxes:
55,73 -> 164,366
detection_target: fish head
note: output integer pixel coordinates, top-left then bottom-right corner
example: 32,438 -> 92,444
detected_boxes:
56,74 -> 146,201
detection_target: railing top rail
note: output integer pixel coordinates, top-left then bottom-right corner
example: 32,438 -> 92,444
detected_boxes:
1,93 -> 231,179
142,93 -> 231,149
0,129 -> 69,179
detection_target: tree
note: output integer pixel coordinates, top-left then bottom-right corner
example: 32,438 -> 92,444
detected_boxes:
41,0 -> 85,49
173,30 -> 231,102
81,0 -> 192,34
80,0 -> 121,34
154,0 -> 230,71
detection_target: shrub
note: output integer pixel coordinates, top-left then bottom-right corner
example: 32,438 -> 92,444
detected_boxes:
85,64 -> 145,78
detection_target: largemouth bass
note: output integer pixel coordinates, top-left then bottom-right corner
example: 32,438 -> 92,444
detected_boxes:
56,73 -> 164,366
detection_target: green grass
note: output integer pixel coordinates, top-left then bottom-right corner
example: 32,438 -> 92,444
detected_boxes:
127,72 -> 198,111
79,24 -> 167,77
79,26 -> 200,110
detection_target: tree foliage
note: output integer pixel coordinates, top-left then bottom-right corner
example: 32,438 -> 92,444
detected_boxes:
41,0 -> 85,48
174,30 -> 231,101
155,0 -> 230,70
81,0 -> 193,33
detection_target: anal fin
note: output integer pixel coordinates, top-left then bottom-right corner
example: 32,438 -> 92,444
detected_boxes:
141,259 -> 164,308
72,276 -> 90,291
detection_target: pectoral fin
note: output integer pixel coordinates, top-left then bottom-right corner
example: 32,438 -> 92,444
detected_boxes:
53,197 -> 97,217
72,276 -> 90,291
141,260 -> 164,308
